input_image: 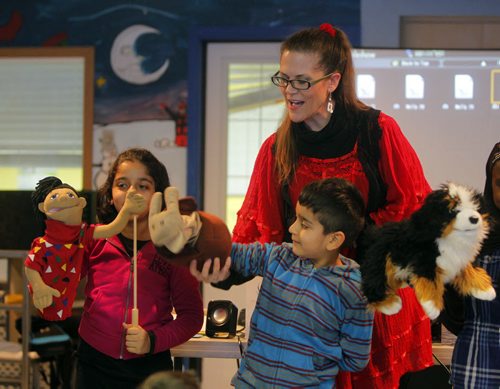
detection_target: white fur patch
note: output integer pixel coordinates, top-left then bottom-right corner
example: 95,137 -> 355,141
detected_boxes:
394,267 -> 412,283
379,296 -> 402,315
471,287 -> 497,301
421,300 -> 440,320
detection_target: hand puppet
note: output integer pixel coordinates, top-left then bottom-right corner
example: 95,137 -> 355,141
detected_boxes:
24,176 -> 145,320
149,187 -> 232,271
360,182 -> 496,320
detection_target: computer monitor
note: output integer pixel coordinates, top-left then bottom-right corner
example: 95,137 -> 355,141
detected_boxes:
352,48 -> 500,191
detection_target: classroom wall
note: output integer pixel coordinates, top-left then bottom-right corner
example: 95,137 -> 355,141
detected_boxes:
0,1 -> 361,126
0,1 -> 361,196
361,0 -> 500,47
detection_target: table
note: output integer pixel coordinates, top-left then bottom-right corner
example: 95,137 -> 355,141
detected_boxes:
171,333 -> 454,365
171,334 -> 246,359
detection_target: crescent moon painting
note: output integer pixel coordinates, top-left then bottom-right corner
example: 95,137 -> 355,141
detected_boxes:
110,24 -> 169,85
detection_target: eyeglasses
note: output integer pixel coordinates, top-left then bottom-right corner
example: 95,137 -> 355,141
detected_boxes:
271,71 -> 334,90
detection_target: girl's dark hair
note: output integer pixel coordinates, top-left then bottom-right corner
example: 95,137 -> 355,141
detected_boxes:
275,24 -> 369,184
298,177 -> 366,248
97,148 -> 170,224
484,141 -> 500,214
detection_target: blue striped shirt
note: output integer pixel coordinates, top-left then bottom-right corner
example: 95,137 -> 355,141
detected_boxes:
230,242 -> 374,389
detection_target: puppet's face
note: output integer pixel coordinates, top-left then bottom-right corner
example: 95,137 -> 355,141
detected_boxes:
38,187 -> 86,225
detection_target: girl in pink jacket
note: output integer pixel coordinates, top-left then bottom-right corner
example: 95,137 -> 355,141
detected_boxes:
76,148 -> 204,388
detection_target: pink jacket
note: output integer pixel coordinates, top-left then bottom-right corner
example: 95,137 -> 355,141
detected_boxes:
79,235 -> 203,359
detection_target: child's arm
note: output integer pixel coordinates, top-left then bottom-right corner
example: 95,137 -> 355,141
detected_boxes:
190,257 -> 232,283
337,298 -> 374,372
24,267 -> 61,310
93,189 -> 146,239
190,242 -> 274,284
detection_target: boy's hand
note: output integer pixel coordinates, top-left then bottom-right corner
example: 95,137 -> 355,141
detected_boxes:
122,323 -> 150,354
189,257 -> 231,283
31,282 -> 61,310
149,187 -> 200,253
121,189 -> 146,215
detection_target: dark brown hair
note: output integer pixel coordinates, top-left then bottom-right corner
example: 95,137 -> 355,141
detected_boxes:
298,177 -> 365,248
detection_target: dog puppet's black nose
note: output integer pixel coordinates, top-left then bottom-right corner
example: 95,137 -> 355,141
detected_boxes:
469,216 -> 479,224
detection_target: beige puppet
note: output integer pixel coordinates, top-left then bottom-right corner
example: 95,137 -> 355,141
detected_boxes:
25,176 -> 145,320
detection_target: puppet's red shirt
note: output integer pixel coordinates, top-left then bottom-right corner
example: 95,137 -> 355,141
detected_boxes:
25,219 -> 95,321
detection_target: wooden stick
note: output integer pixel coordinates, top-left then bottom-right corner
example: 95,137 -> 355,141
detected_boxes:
132,215 -> 139,326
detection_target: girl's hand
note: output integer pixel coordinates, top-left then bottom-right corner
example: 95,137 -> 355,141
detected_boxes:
122,323 -> 151,354
189,257 -> 231,283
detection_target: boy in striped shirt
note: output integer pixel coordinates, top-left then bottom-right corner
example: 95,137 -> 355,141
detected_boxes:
192,177 -> 374,388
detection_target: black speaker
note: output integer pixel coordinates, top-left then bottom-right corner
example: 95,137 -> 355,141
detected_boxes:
205,300 -> 238,338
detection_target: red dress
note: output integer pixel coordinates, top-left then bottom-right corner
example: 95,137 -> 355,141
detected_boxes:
232,111 -> 434,389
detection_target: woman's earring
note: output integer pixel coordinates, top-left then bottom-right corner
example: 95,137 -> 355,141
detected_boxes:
327,93 -> 334,114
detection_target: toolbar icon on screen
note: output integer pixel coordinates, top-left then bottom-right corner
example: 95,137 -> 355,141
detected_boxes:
455,74 -> 474,99
357,74 -> 375,99
405,74 -> 424,99
491,69 -> 500,104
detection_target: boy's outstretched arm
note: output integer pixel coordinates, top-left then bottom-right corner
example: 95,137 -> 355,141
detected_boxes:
190,257 -> 232,283
93,189 -> 146,239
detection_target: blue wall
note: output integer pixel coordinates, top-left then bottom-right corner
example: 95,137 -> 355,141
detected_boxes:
0,1 -> 360,125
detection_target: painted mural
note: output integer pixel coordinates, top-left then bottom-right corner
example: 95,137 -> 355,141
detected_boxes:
0,1 -> 359,191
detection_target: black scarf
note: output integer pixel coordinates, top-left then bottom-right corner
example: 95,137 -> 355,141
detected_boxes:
293,104 -> 359,158
280,105 -> 386,239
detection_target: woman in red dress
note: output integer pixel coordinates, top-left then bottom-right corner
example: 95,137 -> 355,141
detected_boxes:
194,23 -> 433,389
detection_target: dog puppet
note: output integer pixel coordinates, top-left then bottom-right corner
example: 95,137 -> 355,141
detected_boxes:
360,182 -> 496,320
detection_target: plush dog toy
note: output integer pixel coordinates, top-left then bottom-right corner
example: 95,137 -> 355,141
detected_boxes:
360,182 -> 496,320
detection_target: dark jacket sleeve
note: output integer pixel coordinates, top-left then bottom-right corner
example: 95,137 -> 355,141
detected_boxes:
438,284 -> 465,336
211,271 -> 255,290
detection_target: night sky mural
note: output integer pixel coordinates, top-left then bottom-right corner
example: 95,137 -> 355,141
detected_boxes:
0,1 -> 359,124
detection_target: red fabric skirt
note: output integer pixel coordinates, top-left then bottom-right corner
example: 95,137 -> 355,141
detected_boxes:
337,287 -> 433,389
